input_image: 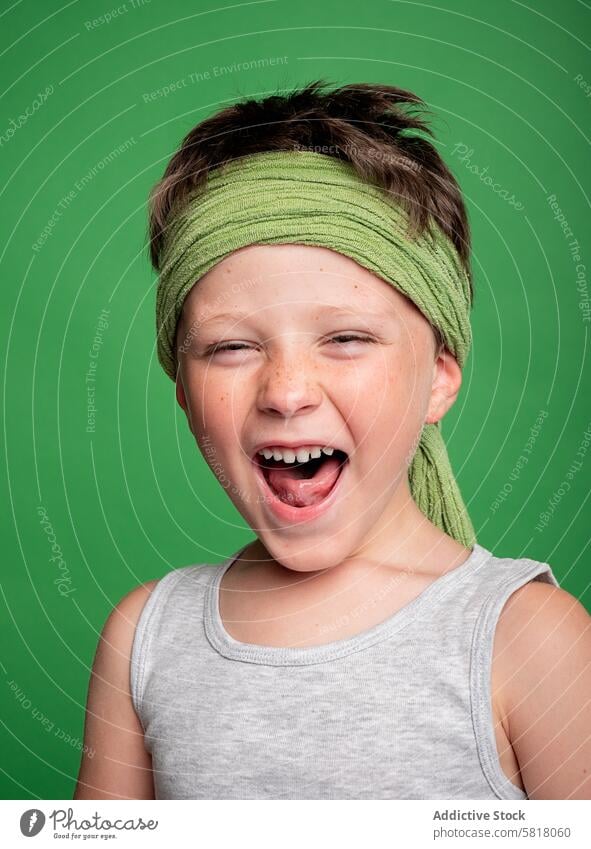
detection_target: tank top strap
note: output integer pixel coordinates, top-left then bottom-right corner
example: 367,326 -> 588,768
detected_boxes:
420,544 -> 560,649
130,564 -> 214,722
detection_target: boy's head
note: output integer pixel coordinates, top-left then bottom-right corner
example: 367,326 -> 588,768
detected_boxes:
147,80 -> 476,566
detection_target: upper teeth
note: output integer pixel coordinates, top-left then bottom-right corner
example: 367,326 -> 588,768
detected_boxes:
257,445 -> 336,463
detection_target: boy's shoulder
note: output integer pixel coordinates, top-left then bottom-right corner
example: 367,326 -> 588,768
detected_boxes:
493,571 -> 587,678
495,579 -> 590,663
496,579 -> 586,636
100,579 -> 162,653
117,578 -> 161,613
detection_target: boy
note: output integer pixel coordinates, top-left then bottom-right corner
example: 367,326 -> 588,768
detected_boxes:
75,81 -> 591,800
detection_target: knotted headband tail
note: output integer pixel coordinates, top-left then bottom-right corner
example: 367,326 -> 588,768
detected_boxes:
409,422 -> 476,548
155,150 -> 475,547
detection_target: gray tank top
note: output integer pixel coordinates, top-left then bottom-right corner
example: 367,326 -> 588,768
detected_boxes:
130,542 -> 560,800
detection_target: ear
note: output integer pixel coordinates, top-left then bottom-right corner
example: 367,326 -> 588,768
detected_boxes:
175,375 -> 187,411
175,375 -> 194,432
424,347 -> 462,424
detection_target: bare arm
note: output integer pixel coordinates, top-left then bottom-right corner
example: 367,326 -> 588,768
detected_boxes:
494,581 -> 591,799
73,579 -> 160,800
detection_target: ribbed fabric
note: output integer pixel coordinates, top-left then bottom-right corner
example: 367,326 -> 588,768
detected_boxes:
154,150 -> 475,547
130,542 -> 560,800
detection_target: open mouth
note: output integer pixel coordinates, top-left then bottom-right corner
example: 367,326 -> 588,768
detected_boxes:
252,449 -> 349,509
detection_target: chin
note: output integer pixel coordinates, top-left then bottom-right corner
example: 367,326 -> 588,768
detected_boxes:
260,534 -> 355,574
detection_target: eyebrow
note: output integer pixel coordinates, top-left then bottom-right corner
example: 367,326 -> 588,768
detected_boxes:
195,305 -> 390,327
196,310 -> 251,327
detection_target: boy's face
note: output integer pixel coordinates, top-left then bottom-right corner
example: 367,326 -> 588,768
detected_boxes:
176,244 -> 461,571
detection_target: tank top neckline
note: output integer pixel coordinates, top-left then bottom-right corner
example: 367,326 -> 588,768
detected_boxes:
203,542 -> 493,665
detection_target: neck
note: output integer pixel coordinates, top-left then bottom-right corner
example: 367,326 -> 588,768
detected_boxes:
239,476 -> 472,579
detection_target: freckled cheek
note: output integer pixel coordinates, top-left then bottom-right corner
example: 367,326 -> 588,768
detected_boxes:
188,372 -> 252,449
351,359 -> 419,409
347,362 -> 426,449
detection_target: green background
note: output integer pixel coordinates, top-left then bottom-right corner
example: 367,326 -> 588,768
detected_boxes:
1,0 -> 590,800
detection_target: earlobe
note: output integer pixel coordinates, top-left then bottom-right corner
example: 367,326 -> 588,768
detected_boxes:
176,377 -> 195,433
425,348 -> 462,425
176,377 -> 187,413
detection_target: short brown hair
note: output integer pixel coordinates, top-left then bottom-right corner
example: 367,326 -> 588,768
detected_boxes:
147,80 -> 473,350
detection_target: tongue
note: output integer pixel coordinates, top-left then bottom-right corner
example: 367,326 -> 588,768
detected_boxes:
266,457 -> 343,507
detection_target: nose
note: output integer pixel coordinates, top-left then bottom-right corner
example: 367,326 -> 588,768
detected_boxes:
256,349 -> 323,419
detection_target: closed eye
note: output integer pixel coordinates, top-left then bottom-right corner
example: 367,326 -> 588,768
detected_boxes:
329,334 -> 375,345
207,342 -> 250,353
206,334 -> 376,355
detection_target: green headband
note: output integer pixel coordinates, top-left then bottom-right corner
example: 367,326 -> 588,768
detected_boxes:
155,150 -> 475,547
